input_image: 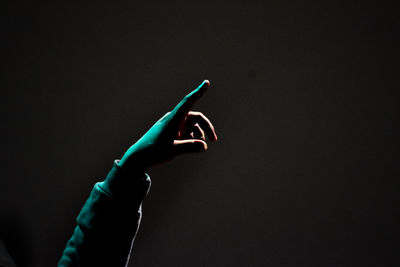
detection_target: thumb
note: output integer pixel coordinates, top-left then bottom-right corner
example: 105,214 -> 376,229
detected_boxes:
173,139 -> 208,155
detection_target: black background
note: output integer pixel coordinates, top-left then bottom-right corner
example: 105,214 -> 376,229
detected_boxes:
1,1 -> 399,266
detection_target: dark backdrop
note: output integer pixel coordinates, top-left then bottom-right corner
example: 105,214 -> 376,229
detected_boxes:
1,1 -> 399,266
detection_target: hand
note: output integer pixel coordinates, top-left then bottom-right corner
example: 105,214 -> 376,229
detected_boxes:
119,80 -> 218,171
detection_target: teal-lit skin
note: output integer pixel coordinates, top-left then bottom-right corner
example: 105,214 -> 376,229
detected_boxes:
58,80 -> 217,266
119,79 -> 217,171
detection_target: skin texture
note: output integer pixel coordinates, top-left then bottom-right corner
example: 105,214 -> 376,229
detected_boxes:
119,80 -> 218,171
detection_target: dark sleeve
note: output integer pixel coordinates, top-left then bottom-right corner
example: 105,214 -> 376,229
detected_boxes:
58,160 -> 151,267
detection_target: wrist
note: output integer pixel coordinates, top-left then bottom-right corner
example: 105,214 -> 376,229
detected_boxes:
101,160 -> 149,197
118,156 -> 146,171
119,147 -> 153,171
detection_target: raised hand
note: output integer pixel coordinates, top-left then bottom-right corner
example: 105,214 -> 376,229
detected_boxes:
119,80 -> 218,171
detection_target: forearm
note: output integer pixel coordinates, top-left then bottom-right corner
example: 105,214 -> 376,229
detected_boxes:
58,79 -> 216,266
58,161 -> 151,267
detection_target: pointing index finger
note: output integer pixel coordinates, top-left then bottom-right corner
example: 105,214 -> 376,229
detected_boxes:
171,80 -> 210,119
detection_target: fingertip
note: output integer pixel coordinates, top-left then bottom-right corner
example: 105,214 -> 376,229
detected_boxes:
196,140 -> 208,152
203,141 -> 208,151
199,80 -> 210,90
209,127 -> 218,142
189,80 -> 209,100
